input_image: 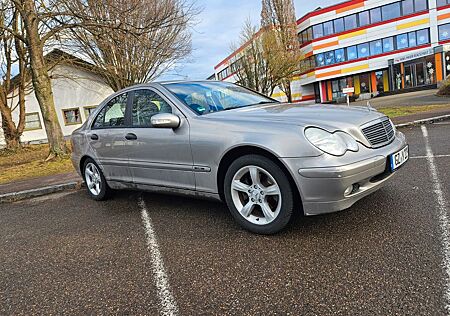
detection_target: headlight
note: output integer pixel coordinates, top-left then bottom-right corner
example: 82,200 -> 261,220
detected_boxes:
305,127 -> 359,156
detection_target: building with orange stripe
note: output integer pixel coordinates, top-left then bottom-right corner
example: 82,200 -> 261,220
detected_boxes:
213,0 -> 450,103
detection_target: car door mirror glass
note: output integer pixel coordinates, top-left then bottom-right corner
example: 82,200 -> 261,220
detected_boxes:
151,113 -> 181,129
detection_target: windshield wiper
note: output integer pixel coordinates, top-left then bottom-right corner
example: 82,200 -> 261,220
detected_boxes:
220,101 -> 279,112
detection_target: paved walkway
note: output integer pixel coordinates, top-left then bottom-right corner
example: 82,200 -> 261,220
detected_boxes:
352,89 -> 450,108
0,172 -> 81,195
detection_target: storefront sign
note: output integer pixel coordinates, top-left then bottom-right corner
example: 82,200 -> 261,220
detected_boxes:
394,48 -> 434,64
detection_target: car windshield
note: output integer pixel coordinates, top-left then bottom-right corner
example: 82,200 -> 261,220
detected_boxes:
163,81 -> 278,115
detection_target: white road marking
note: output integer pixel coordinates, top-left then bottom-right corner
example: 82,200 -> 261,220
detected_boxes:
421,125 -> 450,314
138,197 -> 179,316
411,154 -> 450,159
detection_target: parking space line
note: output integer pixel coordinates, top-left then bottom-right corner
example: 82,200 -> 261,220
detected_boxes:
411,154 -> 450,159
421,125 -> 450,314
139,197 -> 179,316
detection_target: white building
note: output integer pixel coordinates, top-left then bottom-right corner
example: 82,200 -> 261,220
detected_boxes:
0,50 -> 114,146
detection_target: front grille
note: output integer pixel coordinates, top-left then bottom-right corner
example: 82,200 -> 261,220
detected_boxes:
361,117 -> 395,148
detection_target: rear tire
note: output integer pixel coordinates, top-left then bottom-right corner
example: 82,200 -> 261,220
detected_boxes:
83,158 -> 110,201
224,155 -> 294,234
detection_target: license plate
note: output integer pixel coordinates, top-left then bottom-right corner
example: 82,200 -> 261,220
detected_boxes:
390,145 -> 409,171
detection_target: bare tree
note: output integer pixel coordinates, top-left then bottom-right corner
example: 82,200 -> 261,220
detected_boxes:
232,20 -> 275,96
261,0 -> 301,102
0,1 -> 28,150
60,0 -> 198,91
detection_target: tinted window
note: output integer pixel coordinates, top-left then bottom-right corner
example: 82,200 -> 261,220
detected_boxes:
132,90 -> 172,127
382,2 -> 401,20
347,46 -> 358,60
397,33 -> 409,49
334,48 -> 346,63
313,24 -> 324,38
439,24 -> 450,41
359,11 -> 370,26
408,31 -> 417,46
370,39 -> 383,56
316,53 -> 325,67
334,18 -> 345,33
417,29 -> 429,44
93,93 -> 127,128
414,0 -> 428,11
344,14 -> 358,30
325,51 -> 335,65
323,21 -> 334,36
370,7 -> 382,24
357,43 -> 370,58
402,0 -> 414,15
383,37 -> 394,52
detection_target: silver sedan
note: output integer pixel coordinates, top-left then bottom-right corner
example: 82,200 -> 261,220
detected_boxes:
71,81 -> 409,234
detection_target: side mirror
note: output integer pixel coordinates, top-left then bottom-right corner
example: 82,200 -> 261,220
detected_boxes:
151,113 -> 181,129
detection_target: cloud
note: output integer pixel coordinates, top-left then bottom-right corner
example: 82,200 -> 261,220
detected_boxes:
159,0 -> 341,81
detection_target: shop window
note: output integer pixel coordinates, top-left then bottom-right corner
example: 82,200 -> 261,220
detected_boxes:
439,23 -> 450,41
397,33 -> 409,50
357,43 -> 370,58
393,64 -> 403,90
344,14 -> 357,31
334,18 -> 345,34
414,0 -> 428,12
313,24 -> 323,39
325,51 -> 335,65
370,39 -> 383,56
375,71 -> 384,92
316,53 -> 325,67
24,113 -> 42,131
408,31 -> 417,47
382,2 -> 401,21
445,52 -> 450,75
417,29 -> 429,45
402,0 -> 414,15
383,37 -> 394,52
425,56 -> 436,85
347,46 -> 358,60
63,108 -> 82,125
323,21 -> 334,36
334,48 -> 345,63
359,73 -> 371,94
359,11 -> 370,27
437,0 -> 448,7
370,7 -> 382,24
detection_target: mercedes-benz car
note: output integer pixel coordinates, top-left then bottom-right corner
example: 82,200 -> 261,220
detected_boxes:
71,81 -> 409,234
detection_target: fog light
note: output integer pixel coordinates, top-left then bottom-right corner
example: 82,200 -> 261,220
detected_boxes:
344,184 -> 360,196
344,186 -> 353,196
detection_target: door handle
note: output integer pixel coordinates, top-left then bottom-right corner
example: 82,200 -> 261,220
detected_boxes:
125,133 -> 138,140
90,134 -> 99,140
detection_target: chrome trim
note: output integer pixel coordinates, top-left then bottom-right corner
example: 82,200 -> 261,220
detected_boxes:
360,117 -> 395,148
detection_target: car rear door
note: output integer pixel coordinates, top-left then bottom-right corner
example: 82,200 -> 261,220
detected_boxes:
88,92 -> 132,183
126,88 -> 195,190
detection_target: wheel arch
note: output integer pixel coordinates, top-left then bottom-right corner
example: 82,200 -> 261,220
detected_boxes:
217,145 -> 303,212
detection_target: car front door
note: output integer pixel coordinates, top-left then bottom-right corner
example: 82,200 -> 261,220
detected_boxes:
89,92 -> 132,183
126,88 -> 195,190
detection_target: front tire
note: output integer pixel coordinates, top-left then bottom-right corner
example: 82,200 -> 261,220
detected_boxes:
224,155 -> 294,234
83,158 -> 110,201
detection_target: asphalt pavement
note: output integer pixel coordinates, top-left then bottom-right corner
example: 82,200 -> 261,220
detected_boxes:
1,122 -> 449,315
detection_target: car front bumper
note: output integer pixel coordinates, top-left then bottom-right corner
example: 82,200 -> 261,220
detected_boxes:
281,131 -> 408,216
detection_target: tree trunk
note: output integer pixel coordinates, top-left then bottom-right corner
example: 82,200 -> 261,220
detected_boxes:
20,0 -> 68,158
0,109 -> 21,151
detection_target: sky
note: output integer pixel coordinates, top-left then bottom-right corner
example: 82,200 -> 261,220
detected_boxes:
159,0 -> 341,81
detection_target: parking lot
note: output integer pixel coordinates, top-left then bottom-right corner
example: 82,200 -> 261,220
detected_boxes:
1,122 -> 449,315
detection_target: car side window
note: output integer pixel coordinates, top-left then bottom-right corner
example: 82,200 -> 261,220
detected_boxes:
93,93 -> 128,129
132,89 -> 172,127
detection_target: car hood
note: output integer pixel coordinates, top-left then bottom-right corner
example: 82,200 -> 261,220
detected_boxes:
205,103 -> 385,130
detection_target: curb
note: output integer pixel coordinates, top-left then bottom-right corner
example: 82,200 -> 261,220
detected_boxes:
395,114 -> 450,128
0,181 -> 84,203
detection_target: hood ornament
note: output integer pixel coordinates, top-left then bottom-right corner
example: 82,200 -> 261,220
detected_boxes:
367,101 -> 373,112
